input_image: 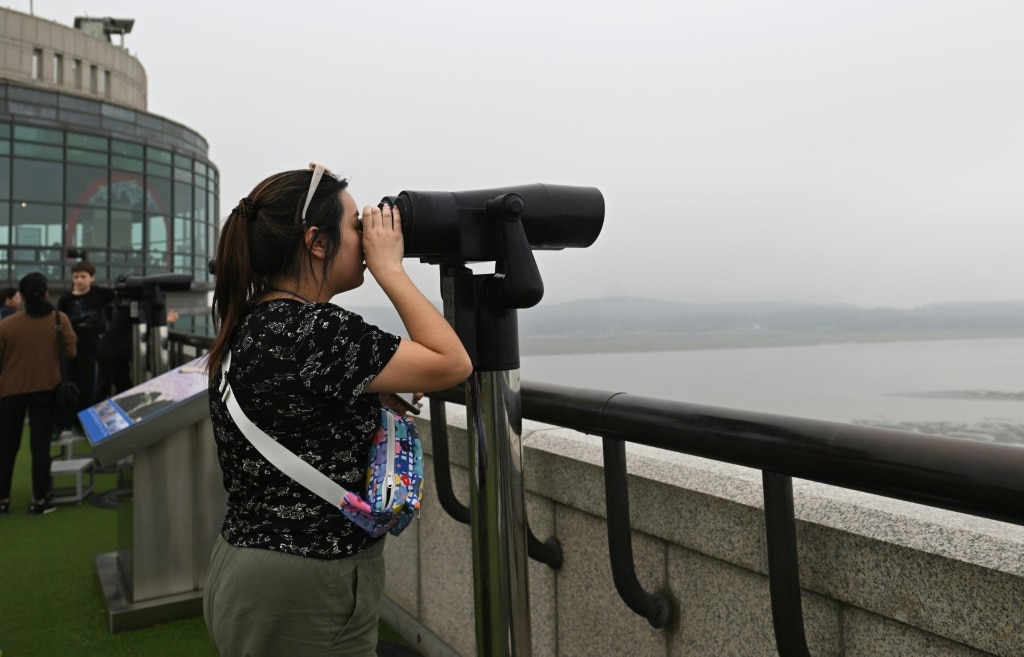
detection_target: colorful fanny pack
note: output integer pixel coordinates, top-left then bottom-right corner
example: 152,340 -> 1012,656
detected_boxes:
218,351 -> 424,537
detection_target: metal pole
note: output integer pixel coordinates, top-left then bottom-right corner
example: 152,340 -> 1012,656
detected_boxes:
130,301 -> 146,387
467,369 -> 532,657
148,323 -> 168,378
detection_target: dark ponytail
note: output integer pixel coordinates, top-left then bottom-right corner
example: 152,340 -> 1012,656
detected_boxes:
207,167 -> 348,381
18,272 -> 53,318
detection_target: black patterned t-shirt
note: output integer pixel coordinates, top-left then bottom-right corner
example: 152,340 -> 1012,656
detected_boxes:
208,299 -> 401,559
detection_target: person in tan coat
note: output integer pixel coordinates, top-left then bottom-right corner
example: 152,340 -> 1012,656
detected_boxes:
0,273 -> 77,516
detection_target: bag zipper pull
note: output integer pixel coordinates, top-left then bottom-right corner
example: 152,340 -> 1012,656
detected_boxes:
384,410 -> 396,509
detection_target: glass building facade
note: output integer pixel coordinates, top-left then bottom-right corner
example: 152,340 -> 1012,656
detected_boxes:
0,83 -> 218,335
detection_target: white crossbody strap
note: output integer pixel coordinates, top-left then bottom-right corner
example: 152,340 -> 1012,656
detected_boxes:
219,350 -> 348,508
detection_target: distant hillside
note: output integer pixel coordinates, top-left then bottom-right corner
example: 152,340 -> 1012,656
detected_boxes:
517,298 -> 841,335
522,298 -> 1024,337
349,298 -> 1024,354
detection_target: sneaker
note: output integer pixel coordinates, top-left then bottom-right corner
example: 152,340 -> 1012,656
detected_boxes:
27,500 -> 56,516
0,499 -> 9,516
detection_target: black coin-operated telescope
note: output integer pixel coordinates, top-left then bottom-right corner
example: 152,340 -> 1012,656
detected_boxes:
382,183 -> 604,368
113,273 -> 193,383
381,183 -> 604,657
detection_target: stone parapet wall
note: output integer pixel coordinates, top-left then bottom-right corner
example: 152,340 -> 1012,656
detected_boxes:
382,407 -> 1024,657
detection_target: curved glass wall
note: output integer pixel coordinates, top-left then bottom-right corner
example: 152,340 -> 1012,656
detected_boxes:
0,123 -> 217,287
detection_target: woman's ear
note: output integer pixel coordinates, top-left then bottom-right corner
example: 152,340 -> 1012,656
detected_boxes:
305,227 -> 326,260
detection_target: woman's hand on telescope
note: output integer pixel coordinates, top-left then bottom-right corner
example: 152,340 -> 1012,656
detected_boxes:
361,200 -> 473,394
361,203 -> 404,279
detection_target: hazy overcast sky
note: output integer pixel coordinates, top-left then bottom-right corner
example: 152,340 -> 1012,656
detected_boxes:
14,1 -> 1024,308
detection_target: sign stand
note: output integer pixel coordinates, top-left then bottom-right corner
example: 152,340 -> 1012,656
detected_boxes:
79,275 -> 225,633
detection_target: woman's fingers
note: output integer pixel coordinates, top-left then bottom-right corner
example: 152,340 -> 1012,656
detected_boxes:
383,203 -> 401,230
362,203 -> 400,232
362,205 -> 381,229
361,202 -> 405,273
361,205 -> 402,246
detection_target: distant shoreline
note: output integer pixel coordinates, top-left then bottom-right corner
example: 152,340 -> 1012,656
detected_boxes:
519,330 -> 1024,356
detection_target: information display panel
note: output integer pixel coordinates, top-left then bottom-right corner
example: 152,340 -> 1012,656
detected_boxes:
79,358 -> 210,466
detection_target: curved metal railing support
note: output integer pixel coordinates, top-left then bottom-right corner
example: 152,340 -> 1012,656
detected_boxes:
429,397 -> 562,570
763,472 -> 811,657
429,398 -> 472,525
530,533 -> 563,571
603,436 -> 675,628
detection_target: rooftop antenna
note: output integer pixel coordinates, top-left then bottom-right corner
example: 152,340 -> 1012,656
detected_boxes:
73,16 -> 135,47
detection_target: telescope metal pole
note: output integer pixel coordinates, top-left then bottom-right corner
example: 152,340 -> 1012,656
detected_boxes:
148,323 -> 169,378
466,369 -> 531,657
144,282 -> 170,378
130,301 -> 147,387
421,188 -> 599,656
128,283 -> 172,385
443,264 -> 533,657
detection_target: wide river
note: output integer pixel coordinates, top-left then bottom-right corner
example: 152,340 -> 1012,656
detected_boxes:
519,337 -> 1024,446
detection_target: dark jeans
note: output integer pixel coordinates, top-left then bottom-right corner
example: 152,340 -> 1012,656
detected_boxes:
95,354 -> 132,404
70,347 -> 99,413
0,390 -> 56,501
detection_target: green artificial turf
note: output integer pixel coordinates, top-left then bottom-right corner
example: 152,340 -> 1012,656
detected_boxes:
0,431 -> 411,657
0,432 -> 217,657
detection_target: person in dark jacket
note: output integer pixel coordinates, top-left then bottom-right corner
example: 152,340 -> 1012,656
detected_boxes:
0,287 -> 20,319
0,273 -> 77,516
57,261 -> 114,422
94,305 -> 178,403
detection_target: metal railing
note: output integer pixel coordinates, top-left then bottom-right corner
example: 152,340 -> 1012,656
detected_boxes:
167,330 -> 214,366
429,382 -> 1024,655
167,332 -> 1024,656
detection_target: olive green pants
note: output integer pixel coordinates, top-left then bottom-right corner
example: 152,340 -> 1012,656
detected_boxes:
203,535 -> 386,657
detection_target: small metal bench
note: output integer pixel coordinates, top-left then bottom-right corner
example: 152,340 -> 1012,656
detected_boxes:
53,431 -> 85,460
50,457 -> 95,504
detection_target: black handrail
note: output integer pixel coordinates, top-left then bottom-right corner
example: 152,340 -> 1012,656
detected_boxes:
167,330 -> 213,369
168,337 -> 1024,522
167,330 -> 214,349
170,333 -> 1024,656
516,381 -> 1024,525
432,379 -> 1024,656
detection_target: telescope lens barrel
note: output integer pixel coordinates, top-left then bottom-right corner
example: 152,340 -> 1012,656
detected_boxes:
115,273 -> 193,296
381,183 -> 604,262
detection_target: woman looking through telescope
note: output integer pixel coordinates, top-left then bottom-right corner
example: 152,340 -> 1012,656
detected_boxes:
203,163 -> 472,657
